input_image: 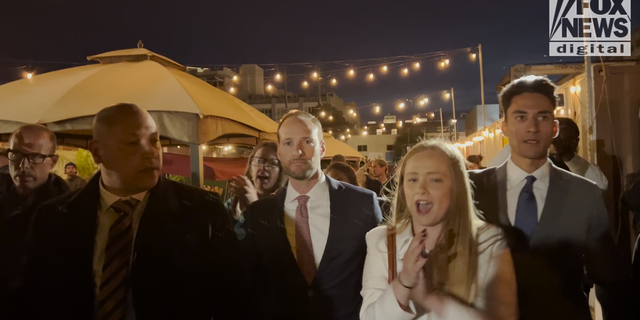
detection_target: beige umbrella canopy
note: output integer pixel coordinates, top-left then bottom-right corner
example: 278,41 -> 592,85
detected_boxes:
0,46 -> 277,146
322,133 -> 363,160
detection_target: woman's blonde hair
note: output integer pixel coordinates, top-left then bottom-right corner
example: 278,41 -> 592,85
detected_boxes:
388,139 -> 481,304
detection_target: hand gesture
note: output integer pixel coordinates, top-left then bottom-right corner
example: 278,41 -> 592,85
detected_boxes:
229,176 -> 259,208
398,228 -> 429,289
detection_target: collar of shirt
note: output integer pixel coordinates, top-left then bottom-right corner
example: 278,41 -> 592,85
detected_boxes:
99,179 -> 148,214
284,171 -> 327,203
506,158 -> 551,190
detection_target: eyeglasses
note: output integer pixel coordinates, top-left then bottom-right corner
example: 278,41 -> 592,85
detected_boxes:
6,149 -> 56,165
250,157 -> 280,168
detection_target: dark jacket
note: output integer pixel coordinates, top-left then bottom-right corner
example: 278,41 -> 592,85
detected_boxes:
241,176 -> 382,320
469,164 -> 633,320
0,172 -> 69,317
25,173 -> 244,320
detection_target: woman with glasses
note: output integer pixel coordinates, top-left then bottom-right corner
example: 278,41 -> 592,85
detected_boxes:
360,140 -> 517,320
227,141 -> 286,240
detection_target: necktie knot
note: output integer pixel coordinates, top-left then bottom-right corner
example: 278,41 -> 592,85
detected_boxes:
110,198 -> 140,216
523,175 -> 536,192
296,195 -> 310,207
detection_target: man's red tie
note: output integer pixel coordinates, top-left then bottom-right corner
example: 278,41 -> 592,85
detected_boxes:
295,195 -> 316,285
97,198 -> 139,320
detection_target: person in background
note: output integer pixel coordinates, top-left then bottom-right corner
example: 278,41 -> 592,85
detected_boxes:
366,159 -> 389,196
360,139 -> 517,320
469,76 -> 632,320
356,159 -> 374,188
551,117 -> 608,190
227,141 -> 286,240
326,162 -> 358,186
25,103 -> 243,320
0,125 -> 70,318
0,147 -> 8,174
330,154 -> 346,165
467,155 -> 486,170
64,162 -> 87,192
241,110 -> 382,320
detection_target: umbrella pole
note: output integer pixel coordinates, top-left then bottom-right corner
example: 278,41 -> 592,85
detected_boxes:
189,144 -> 204,188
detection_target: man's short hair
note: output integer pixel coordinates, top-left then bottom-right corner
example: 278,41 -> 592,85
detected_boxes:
277,110 -> 324,142
556,117 -> 580,140
331,154 -> 346,163
9,124 -> 57,154
499,75 -> 557,117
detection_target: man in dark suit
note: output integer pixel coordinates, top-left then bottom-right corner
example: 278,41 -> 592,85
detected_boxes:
242,110 -> 382,320
469,76 -> 632,320
25,103 -> 241,320
0,125 -> 70,318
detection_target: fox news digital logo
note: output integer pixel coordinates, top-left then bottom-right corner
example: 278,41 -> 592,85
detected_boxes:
549,0 -> 631,56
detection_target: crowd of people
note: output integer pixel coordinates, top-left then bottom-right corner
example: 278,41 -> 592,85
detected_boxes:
0,75 -> 638,320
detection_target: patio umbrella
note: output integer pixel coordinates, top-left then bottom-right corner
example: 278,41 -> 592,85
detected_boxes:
322,133 -> 363,160
0,46 -> 277,145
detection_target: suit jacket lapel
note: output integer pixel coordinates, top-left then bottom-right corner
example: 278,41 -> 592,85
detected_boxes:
496,163 -> 510,226
531,165 -> 568,245
314,176 -> 345,280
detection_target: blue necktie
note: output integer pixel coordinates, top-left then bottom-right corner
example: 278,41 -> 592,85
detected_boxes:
514,175 -> 538,240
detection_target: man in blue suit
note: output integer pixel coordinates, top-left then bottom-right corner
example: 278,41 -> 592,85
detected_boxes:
241,110 -> 382,320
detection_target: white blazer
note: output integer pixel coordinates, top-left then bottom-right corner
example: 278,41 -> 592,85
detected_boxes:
359,222 -> 518,320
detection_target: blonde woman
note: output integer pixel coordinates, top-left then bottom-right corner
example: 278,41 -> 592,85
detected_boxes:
360,140 -> 517,320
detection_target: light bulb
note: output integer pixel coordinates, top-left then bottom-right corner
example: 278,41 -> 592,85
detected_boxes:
482,130 -> 489,137
275,73 -> 281,80
349,69 -> 355,76
329,116 -> 333,120
232,75 -> 238,81
312,72 -> 318,78
382,65 -> 388,72
403,68 -> 409,74
415,62 -> 420,68
320,111 -> 326,117
368,73 -> 374,80
266,84 -> 272,90
362,131 -> 367,135
229,87 -> 235,93
440,61 -> 446,67
26,73 -> 33,79
445,59 -> 450,64
399,103 -> 405,108
303,81 -> 309,87
332,78 -> 337,85
570,86 -> 576,93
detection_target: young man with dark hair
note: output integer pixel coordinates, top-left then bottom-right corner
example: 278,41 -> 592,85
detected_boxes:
64,162 -> 88,191
469,76 -> 632,320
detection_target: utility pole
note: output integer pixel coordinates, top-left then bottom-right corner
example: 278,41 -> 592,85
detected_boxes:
439,108 -> 444,139
451,87 -> 457,141
478,44 -> 486,131
283,69 -> 288,111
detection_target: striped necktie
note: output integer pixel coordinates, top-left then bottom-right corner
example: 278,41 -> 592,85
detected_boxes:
97,198 -> 140,320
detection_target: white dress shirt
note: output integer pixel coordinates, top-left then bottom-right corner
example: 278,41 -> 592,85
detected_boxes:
94,179 -> 149,320
565,153 -> 608,190
506,158 -> 550,225
284,172 -> 331,268
360,223 -> 517,320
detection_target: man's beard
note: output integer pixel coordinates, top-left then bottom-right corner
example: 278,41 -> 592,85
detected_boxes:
284,160 -> 317,181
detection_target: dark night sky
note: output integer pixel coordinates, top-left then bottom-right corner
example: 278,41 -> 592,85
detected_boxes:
1,0 -> 638,124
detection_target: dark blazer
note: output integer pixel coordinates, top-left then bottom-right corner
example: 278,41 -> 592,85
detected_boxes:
25,173 -> 243,320
469,162 -> 633,320
0,173 -> 70,318
241,176 -> 382,320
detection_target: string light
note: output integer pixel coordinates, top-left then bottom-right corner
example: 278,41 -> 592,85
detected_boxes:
229,87 -> 235,93
275,73 -> 282,80
329,130 -> 332,134
473,136 -> 485,142
380,123 -> 385,128
423,98 -> 429,103
445,92 -> 450,98
266,84 -> 273,90
349,109 -> 354,114
362,131 -> 368,135
368,73 -> 375,80
232,75 -> 238,81
302,81 -> 309,87
414,62 -> 420,69
399,102 -> 405,109
482,130 -> 489,137
419,100 -> 425,106
471,53 -> 477,60
346,128 -> 350,132
320,111 -> 326,117
312,72 -> 319,78
374,106 -> 381,114
340,135 -> 346,140
348,134 -> 351,138
398,121 -> 403,127
445,59 -> 450,65
496,129 -> 502,134
201,145 -> 207,150
489,132 -> 495,138
349,69 -> 355,76
440,61 -> 446,67
364,126 -> 368,129
26,73 -> 33,79
329,115 -> 333,120
403,68 -> 409,75
352,112 -> 357,116
331,78 -> 337,85
381,65 -> 388,72
570,86 -> 576,93
429,112 -> 435,118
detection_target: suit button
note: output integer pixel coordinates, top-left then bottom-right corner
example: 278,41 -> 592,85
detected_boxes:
308,290 -> 314,297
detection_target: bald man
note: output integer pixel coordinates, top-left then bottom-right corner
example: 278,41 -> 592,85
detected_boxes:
26,103 -> 243,320
0,125 -> 69,317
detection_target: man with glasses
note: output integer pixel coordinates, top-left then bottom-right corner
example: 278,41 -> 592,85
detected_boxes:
0,125 -> 69,317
